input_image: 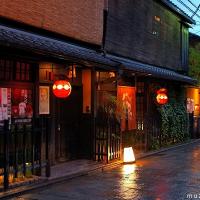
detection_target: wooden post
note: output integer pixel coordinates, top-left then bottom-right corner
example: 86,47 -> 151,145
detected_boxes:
106,121 -> 109,163
91,68 -> 96,160
14,124 -> 18,178
31,119 -> 35,175
3,120 -> 9,191
45,117 -> 50,177
38,117 -> 42,176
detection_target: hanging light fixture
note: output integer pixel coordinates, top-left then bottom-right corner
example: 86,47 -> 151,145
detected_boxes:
156,88 -> 168,105
52,80 -> 72,98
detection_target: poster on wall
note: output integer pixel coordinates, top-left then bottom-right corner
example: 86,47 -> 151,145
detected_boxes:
186,98 -> 194,113
117,86 -> 136,131
11,88 -> 33,123
0,88 -> 11,127
39,86 -> 50,115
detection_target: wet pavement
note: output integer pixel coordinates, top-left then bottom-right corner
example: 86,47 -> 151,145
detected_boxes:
9,142 -> 200,200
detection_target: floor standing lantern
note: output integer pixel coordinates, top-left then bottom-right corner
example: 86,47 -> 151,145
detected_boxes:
123,147 -> 136,164
52,80 -> 72,98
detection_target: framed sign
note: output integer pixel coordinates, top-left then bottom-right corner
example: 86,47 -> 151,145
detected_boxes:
39,86 -> 50,114
0,88 -> 11,126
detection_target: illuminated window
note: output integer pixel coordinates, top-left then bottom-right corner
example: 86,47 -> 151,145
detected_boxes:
152,15 -> 161,36
154,15 -> 161,22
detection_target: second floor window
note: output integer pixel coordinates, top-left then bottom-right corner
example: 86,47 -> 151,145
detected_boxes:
15,62 -> 31,81
0,58 -> 35,82
152,15 -> 161,37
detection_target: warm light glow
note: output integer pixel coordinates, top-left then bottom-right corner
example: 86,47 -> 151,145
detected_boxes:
120,164 -> 138,198
124,147 -> 135,163
154,15 -> 161,22
64,84 -> 70,90
156,93 -> 168,105
156,88 -> 168,105
52,80 -> 72,98
67,65 -> 76,79
57,84 -> 63,90
195,104 -> 199,111
53,85 -> 56,90
109,72 -> 115,78
123,164 -> 136,175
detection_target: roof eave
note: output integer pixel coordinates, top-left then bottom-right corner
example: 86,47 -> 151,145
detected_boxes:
159,0 -> 196,25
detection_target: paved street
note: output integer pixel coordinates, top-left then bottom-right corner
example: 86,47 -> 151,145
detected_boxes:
10,141 -> 200,200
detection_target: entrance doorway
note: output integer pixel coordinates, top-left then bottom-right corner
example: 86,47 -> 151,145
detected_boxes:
55,86 -> 82,162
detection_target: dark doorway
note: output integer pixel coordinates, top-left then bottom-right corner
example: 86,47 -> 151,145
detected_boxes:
55,86 -> 82,162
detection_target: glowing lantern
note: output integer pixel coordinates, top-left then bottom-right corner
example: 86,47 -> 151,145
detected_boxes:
53,80 -> 72,98
156,88 -> 168,105
123,147 -> 135,164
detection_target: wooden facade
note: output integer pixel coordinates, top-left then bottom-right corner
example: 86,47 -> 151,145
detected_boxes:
103,0 -> 194,155
105,0 -> 189,71
0,44 -> 122,190
0,0 -> 195,191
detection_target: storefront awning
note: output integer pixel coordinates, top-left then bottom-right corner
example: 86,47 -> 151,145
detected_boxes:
0,24 -> 116,67
107,54 -> 197,85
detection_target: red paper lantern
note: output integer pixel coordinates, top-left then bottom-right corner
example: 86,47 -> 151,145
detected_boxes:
52,80 -> 72,98
156,88 -> 168,105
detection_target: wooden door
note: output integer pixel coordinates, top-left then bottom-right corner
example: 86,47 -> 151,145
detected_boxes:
55,86 -> 82,162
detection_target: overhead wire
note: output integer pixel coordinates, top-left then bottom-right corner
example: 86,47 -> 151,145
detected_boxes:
191,3 -> 200,18
171,0 -> 200,35
186,0 -> 198,9
176,0 -> 200,19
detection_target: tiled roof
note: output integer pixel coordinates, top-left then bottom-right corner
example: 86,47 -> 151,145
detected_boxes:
0,25 -> 116,67
107,54 -> 197,85
0,24 -> 196,85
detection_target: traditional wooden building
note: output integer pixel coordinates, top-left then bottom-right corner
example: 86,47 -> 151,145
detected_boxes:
0,0 -> 196,191
187,33 -> 200,138
0,0 -> 121,190
102,0 -> 196,153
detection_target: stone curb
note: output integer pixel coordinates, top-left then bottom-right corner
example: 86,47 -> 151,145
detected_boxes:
0,161 -> 122,199
0,139 -> 200,199
136,138 -> 200,160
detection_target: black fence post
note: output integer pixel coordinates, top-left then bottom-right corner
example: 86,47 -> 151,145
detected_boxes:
31,119 -> 35,175
106,121 -> 109,164
22,124 -> 27,177
144,115 -> 148,152
14,124 -> 18,178
189,113 -> 194,139
35,117 -> 41,176
45,117 -> 50,177
38,118 -> 42,176
197,117 -> 200,138
3,120 -> 9,191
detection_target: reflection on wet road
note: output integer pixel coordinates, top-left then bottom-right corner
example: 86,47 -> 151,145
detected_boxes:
11,141 -> 200,200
